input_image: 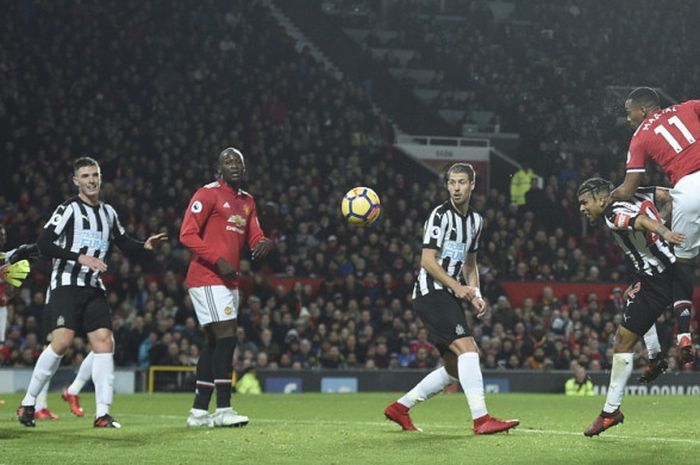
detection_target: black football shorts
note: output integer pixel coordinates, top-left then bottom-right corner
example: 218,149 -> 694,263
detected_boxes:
413,290 -> 471,354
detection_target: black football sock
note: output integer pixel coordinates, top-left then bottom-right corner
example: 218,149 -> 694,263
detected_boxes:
213,337 -> 236,409
192,345 -> 214,411
673,262 -> 694,335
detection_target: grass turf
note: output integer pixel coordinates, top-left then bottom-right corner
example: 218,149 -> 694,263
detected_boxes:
1,392 -> 698,465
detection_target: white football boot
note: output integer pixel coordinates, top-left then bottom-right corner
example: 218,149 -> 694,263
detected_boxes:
186,409 -> 214,428
211,408 -> 250,427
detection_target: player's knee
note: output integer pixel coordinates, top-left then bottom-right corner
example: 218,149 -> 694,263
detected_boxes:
614,328 -> 637,352
50,328 -> 74,355
89,330 -> 114,353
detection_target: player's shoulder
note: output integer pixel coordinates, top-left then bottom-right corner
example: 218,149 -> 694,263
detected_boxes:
468,207 -> 483,222
427,201 -> 450,219
238,189 -> 254,201
202,180 -> 222,190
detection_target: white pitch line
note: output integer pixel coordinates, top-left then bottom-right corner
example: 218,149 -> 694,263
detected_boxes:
122,414 -> 700,445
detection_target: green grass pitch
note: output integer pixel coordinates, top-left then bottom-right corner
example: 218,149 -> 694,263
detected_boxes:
1,392 -> 698,465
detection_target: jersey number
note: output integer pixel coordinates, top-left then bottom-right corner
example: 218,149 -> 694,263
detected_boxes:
653,116 -> 697,153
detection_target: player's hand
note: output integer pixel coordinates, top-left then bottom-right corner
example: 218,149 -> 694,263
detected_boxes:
144,232 -> 168,250
216,258 -> 239,280
10,244 -> 41,263
471,296 -> 487,318
78,255 -> 108,272
452,284 -> 476,300
252,238 -> 273,260
0,260 -> 31,287
662,230 -> 685,246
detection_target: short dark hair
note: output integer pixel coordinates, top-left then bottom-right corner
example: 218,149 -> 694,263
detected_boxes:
577,177 -> 613,199
626,87 -> 660,109
444,162 -> 475,184
73,156 -> 99,173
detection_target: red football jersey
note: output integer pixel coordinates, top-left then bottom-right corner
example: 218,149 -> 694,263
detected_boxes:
180,180 -> 266,288
626,99 -> 700,186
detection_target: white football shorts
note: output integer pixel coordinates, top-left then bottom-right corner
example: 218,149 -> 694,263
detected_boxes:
188,285 -> 240,326
671,170 -> 700,259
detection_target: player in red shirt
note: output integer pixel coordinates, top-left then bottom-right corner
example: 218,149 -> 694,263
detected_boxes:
180,147 -> 272,428
611,87 -> 700,366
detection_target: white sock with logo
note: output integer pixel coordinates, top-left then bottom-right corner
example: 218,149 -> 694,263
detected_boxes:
22,346 -> 63,406
398,366 -> 455,409
92,353 -> 114,418
603,353 -> 633,413
457,352 -> 488,420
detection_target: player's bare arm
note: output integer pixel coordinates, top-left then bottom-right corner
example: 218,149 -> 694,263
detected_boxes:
463,253 -> 486,317
420,248 -> 474,300
654,187 -> 673,222
634,214 -> 685,245
610,171 -> 642,202
144,232 -> 168,250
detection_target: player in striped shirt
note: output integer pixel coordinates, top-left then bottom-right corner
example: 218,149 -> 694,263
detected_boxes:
384,163 -> 519,435
578,177 -> 685,436
17,157 -> 167,428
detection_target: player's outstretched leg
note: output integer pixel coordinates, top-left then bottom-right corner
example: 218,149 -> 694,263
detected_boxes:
384,366 -> 455,431
673,261 -> 695,367
450,341 -> 518,435
584,354 -> 632,437
62,351 -> 93,417
18,345 -> 64,427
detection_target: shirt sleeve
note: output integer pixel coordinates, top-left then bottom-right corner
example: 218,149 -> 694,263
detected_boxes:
626,137 -> 648,173
179,188 -> 220,265
38,204 -> 80,261
246,200 -> 266,249
43,203 -> 73,237
605,204 -> 638,231
422,208 -> 447,250
468,214 -> 483,253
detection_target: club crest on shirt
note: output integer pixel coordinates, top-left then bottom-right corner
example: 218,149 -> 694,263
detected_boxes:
224,307 -> 233,315
243,205 -> 250,215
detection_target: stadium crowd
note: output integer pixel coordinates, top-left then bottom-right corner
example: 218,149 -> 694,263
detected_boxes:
1,0 -> 697,379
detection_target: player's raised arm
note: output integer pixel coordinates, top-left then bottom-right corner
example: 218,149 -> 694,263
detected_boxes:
610,171 -> 643,202
634,213 -> 685,245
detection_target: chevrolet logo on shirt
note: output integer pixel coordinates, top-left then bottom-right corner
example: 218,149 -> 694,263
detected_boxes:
227,215 -> 247,227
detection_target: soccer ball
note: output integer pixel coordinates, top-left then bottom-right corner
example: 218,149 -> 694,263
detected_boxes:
341,187 -> 381,226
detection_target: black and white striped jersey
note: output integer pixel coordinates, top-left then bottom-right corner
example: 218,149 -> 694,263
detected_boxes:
413,201 -> 483,298
604,187 -> 675,276
42,197 -> 125,291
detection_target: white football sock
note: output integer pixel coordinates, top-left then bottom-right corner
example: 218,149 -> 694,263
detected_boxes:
398,366 -> 455,409
68,351 -> 95,396
603,353 -> 633,413
92,353 -> 114,417
22,346 -> 63,406
643,326 -> 661,359
457,352 -> 488,420
35,382 -> 50,410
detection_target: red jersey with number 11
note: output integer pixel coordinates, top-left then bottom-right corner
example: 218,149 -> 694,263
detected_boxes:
626,100 -> 700,186
180,180 -> 266,288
